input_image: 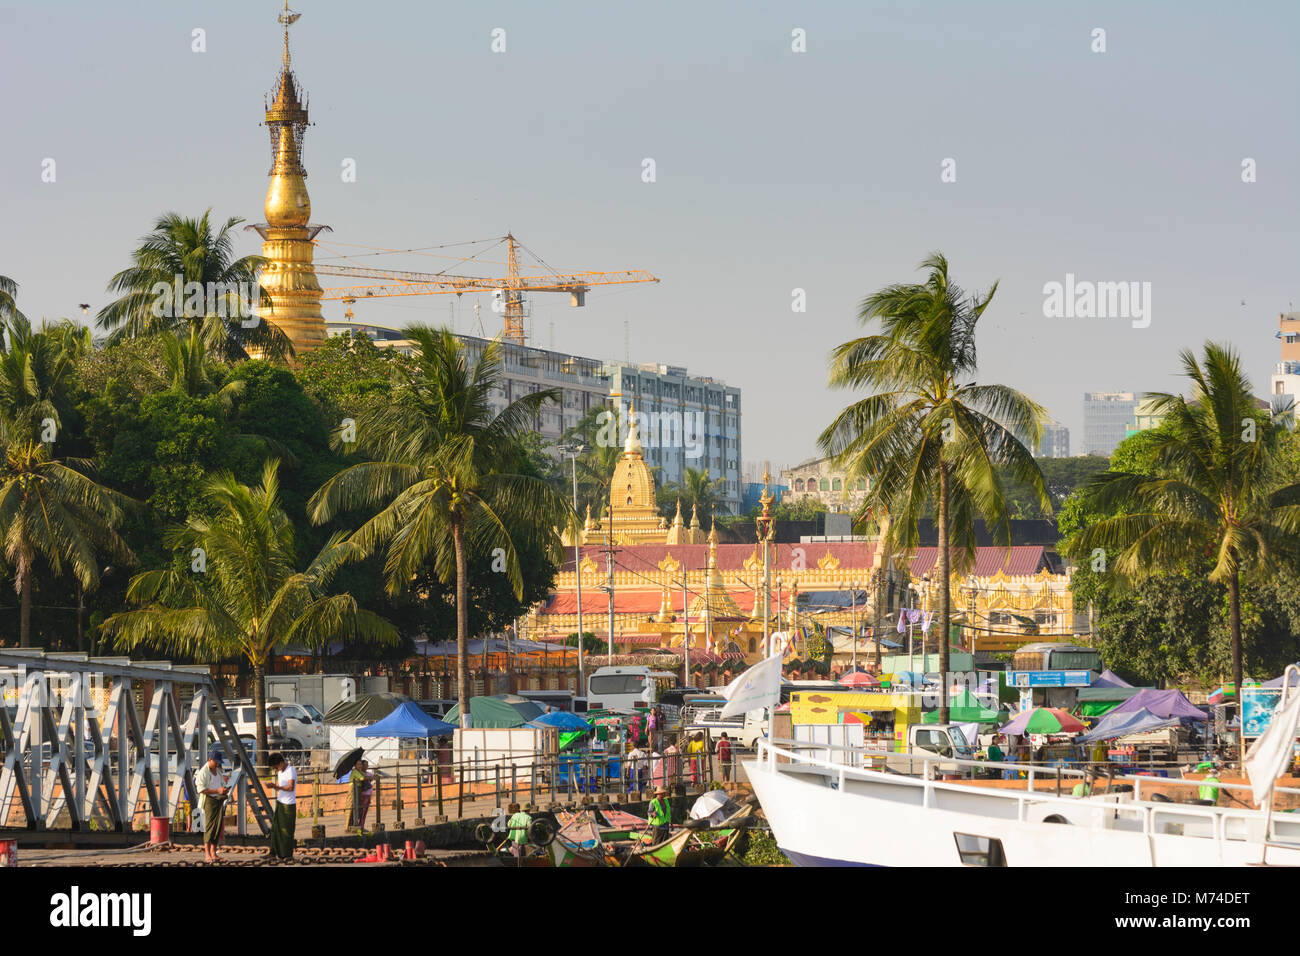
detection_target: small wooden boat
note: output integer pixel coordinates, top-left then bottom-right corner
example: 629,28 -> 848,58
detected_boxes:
548,810 -> 606,868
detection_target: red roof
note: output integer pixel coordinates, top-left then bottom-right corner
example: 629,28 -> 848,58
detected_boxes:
539,588 -> 763,616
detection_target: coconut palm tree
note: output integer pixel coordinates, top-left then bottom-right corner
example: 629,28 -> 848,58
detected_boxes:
0,274 -> 24,325
103,460 -> 396,756
1068,342 -> 1300,702
0,439 -> 135,647
307,327 -> 572,725
96,210 -> 289,361
818,253 -> 1049,721
162,319 -> 247,412
658,466 -> 727,524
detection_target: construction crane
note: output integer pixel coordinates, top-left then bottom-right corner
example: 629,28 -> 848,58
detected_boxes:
315,234 -> 659,346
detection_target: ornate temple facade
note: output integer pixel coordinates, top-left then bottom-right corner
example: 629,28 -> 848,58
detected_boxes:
249,3 -> 328,354
535,451 -> 1086,669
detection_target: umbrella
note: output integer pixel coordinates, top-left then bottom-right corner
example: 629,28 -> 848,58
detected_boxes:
529,710 -> 592,732
1000,707 -> 1086,736
332,747 -> 363,780
839,672 -> 880,688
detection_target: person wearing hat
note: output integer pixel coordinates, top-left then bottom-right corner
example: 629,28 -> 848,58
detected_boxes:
195,748 -> 229,863
648,787 -> 672,844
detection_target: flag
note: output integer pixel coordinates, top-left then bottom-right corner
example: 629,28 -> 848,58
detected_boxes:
719,652 -> 783,719
1245,683 -> 1300,807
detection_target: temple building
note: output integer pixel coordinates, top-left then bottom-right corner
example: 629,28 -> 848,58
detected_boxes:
249,2 -> 328,354
535,460 -> 1086,675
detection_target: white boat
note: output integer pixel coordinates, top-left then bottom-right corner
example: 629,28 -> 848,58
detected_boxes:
745,741 -> 1300,867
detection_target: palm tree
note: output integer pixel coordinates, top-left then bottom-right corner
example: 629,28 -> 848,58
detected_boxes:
162,319 -> 247,411
308,327 -> 572,725
96,210 -> 289,361
559,405 -> 622,519
103,461 -> 396,756
818,253 -> 1049,721
1068,342 -> 1300,703
658,466 -> 726,524
0,274 -> 24,325
0,439 -> 135,647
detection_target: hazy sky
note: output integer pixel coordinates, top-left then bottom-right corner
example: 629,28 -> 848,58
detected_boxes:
3,0 -> 1297,469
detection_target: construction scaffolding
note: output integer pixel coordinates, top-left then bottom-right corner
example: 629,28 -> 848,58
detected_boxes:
0,651 -> 272,836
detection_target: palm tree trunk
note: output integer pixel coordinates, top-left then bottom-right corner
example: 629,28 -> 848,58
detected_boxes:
19,563 -> 33,649
937,462 -> 951,724
452,519 -> 471,727
1228,571 -> 1242,708
253,658 -> 268,771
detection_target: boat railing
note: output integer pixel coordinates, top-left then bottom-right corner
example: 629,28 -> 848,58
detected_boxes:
753,738 -> 1300,860
755,737 -> 1300,808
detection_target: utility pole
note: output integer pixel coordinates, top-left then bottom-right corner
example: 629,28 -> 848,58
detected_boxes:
850,578 -> 858,673
757,469 -> 774,657
682,572 -> 690,686
565,444 -> 587,695
873,568 -> 884,675
605,505 -> 615,666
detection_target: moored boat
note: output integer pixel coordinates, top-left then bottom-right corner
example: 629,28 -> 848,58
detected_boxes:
746,740 -> 1300,867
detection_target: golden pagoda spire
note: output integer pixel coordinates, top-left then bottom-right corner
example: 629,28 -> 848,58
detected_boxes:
623,401 -> 643,457
252,0 -> 327,355
672,497 -> 684,528
689,502 -> 701,531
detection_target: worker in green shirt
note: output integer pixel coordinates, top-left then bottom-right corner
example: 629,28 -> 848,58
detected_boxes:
506,802 -> 532,866
1196,762 -> 1221,804
648,787 -> 672,844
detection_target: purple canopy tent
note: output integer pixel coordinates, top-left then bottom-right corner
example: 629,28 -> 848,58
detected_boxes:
1111,688 -> 1206,721
1091,669 -> 1133,689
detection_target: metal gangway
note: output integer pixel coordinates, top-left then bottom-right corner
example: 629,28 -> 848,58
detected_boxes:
0,650 -> 272,836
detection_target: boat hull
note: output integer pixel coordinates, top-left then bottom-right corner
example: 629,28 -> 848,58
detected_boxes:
744,758 -> 1300,867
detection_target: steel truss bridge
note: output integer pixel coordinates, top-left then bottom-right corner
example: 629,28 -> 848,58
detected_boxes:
0,651 -> 272,836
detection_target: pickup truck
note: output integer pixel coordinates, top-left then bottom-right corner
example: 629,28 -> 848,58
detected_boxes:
883,724 -> 975,776
685,708 -> 767,749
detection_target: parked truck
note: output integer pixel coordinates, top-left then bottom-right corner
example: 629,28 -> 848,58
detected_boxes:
263,673 -> 388,716
883,724 -> 975,776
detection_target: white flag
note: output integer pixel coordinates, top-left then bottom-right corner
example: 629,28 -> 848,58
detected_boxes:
720,652 -> 783,719
1245,684 -> 1300,807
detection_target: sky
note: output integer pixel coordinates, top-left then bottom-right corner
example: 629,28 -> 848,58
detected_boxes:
2,0 -> 1297,469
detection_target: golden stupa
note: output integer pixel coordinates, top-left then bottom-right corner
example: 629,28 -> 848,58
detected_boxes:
249,2 -> 327,354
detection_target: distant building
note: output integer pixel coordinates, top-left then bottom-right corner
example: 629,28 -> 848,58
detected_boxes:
1082,392 -> 1137,457
779,457 -> 870,514
1034,421 -> 1070,458
1271,312 -> 1300,415
605,364 -> 742,517
324,322 -> 743,513
1125,395 -> 1167,438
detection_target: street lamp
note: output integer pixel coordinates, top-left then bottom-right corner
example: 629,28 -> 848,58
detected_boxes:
561,443 -> 587,694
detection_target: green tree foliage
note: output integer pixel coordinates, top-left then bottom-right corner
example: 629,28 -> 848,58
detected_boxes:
103,461 -> 396,757
308,327 -> 571,723
1066,343 -> 1300,695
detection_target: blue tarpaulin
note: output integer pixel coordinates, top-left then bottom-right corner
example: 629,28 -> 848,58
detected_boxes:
1077,707 -> 1179,743
1091,669 -> 1133,689
356,701 -> 457,738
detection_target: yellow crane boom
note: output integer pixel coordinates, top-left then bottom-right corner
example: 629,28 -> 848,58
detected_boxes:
315,234 -> 659,345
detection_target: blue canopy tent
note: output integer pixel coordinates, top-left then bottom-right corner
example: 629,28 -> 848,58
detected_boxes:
1264,666 -> 1300,689
1091,669 -> 1133,689
1111,689 -> 1207,721
356,701 -> 457,738
1077,707 -> 1179,743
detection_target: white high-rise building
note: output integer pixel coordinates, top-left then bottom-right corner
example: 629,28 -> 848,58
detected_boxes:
1082,392 -> 1137,457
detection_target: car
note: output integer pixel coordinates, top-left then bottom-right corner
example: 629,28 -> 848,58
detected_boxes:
223,699 -> 289,752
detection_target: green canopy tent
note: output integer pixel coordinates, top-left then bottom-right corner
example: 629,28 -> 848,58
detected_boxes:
442,694 -> 544,728
1076,685 -> 1143,718
323,693 -> 409,725
922,689 -> 1002,724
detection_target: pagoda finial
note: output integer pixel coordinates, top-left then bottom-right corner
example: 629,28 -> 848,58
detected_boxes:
583,503 -> 592,532
278,1 -> 301,71
672,497 -> 684,528
623,400 -> 643,456
689,502 -> 701,530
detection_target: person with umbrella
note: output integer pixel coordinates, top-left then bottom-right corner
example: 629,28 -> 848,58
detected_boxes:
195,748 -> 229,863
